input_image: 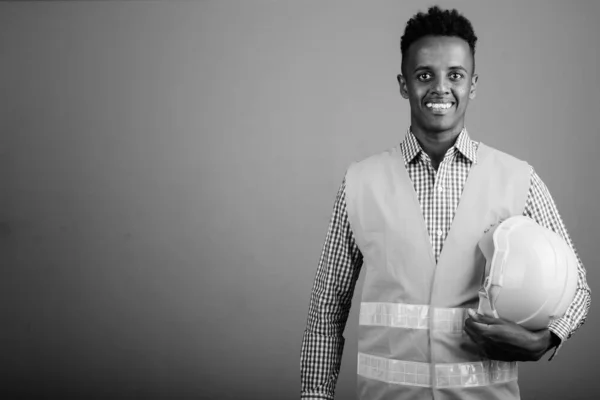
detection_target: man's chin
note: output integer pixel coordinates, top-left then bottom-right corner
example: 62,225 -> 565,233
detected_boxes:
412,114 -> 463,135
422,121 -> 457,134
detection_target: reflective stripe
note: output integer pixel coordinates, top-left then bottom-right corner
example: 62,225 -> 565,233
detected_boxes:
359,302 -> 468,332
435,360 -> 517,388
358,353 -> 517,388
358,353 -> 431,387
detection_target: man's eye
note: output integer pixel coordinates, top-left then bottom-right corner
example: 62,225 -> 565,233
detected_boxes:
450,72 -> 463,80
418,73 -> 432,81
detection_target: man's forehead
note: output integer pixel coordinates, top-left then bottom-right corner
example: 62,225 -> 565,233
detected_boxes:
407,35 -> 472,69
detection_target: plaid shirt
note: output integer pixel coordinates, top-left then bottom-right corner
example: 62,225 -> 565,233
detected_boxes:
300,129 -> 591,400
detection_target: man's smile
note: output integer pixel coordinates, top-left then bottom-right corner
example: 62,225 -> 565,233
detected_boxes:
425,101 -> 455,114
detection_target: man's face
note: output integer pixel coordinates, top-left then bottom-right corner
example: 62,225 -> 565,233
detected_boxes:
398,35 -> 478,135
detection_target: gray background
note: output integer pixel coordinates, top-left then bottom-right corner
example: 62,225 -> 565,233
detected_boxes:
1,1 -> 598,399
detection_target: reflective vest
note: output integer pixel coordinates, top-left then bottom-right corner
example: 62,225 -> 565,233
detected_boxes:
345,142 -> 530,400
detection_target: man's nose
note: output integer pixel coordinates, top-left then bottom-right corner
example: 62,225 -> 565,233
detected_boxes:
432,76 -> 450,95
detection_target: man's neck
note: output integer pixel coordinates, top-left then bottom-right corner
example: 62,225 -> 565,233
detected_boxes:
411,126 -> 463,169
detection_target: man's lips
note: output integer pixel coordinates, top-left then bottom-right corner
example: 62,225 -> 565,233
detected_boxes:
425,98 -> 455,104
425,101 -> 455,110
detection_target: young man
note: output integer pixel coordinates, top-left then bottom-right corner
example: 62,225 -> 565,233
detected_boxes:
300,6 -> 590,400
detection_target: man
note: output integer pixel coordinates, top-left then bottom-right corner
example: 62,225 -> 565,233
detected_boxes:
300,6 -> 591,400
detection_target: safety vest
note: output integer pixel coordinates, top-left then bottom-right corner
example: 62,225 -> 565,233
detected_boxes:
345,142 -> 531,400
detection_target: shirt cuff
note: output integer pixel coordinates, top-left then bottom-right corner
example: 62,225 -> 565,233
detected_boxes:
547,319 -> 570,361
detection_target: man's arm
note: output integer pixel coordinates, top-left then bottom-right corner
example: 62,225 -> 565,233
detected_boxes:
523,167 -> 591,355
464,166 -> 591,361
300,178 -> 363,400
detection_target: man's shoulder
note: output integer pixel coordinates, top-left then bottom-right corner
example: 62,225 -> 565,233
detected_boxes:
479,142 -> 530,167
350,144 -> 400,169
344,145 -> 400,186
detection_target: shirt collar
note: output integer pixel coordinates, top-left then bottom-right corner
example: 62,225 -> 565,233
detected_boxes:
399,127 -> 478,165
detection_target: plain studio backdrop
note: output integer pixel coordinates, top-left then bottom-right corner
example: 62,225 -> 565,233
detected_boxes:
1,1 -> 599,399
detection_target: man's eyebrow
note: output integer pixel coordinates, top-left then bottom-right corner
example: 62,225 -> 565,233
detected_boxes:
413,65 -> 468,73
449,65 -> 468,72
413,65 -> 432,73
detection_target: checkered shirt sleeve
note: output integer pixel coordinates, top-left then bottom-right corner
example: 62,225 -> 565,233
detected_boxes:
300,179 -> 362,400
524,167 -> 591,346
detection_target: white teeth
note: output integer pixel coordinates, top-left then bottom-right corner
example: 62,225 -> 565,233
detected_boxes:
426,103 -> 452,109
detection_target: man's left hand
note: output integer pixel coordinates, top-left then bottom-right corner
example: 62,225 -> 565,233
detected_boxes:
463,309 -> 556,362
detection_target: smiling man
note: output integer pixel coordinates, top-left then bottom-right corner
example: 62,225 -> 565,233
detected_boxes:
300,6 -> 591,400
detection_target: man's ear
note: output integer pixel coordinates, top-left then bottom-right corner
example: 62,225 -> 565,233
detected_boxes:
469,74 -> 479,100
397,74 -> 409,99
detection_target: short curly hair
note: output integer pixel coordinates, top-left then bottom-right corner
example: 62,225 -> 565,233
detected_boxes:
401,6 -> 478,72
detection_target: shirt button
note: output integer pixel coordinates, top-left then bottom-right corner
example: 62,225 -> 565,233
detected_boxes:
437,185 -> 444,192
437,230 -> 443,237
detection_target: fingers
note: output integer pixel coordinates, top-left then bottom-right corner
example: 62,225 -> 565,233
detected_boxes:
463,321 -> 479,341
464,310 -> 534,362
464,320 -> 489,358
464,316 -> 528,362
464,318 -> 486,344
464,314 -> 493,347
470,321 -> 490,330
464,315 -> 490,333
467,309 -> 501,325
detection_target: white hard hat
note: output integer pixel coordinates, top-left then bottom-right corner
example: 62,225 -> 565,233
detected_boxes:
477,215 -> 578,330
